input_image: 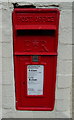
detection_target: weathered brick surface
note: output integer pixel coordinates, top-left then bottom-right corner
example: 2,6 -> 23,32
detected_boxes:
1,1 -> 72,119
57,75 -> 72,88
2,71 -> 14,85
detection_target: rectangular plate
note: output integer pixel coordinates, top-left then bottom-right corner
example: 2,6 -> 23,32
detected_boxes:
27,65 -> 44,95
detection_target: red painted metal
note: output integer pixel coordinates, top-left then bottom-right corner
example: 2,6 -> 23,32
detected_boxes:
12,8 -> 60,111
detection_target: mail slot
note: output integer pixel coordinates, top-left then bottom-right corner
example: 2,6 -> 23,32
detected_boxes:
12,8 -> 60,111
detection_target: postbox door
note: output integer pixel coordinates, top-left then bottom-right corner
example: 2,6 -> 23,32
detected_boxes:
14,55 -> 57,110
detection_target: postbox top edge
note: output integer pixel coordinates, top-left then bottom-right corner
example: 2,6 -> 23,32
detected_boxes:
13,8 -> 60,14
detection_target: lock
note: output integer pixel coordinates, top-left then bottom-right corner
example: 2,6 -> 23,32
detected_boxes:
32,55 -> 38,62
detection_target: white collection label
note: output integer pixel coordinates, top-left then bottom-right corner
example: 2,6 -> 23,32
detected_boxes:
27,65 -> 44,95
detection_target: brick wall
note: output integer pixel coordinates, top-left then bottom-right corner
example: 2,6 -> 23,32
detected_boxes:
72,2 -> 74,119
1,1 -> 72,118
0,2 -> 2,120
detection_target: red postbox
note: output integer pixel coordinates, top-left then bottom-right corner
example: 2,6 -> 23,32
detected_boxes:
12,8 -> 60,111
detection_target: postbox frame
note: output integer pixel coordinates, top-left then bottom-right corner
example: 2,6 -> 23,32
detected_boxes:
12,8 -> 60,111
